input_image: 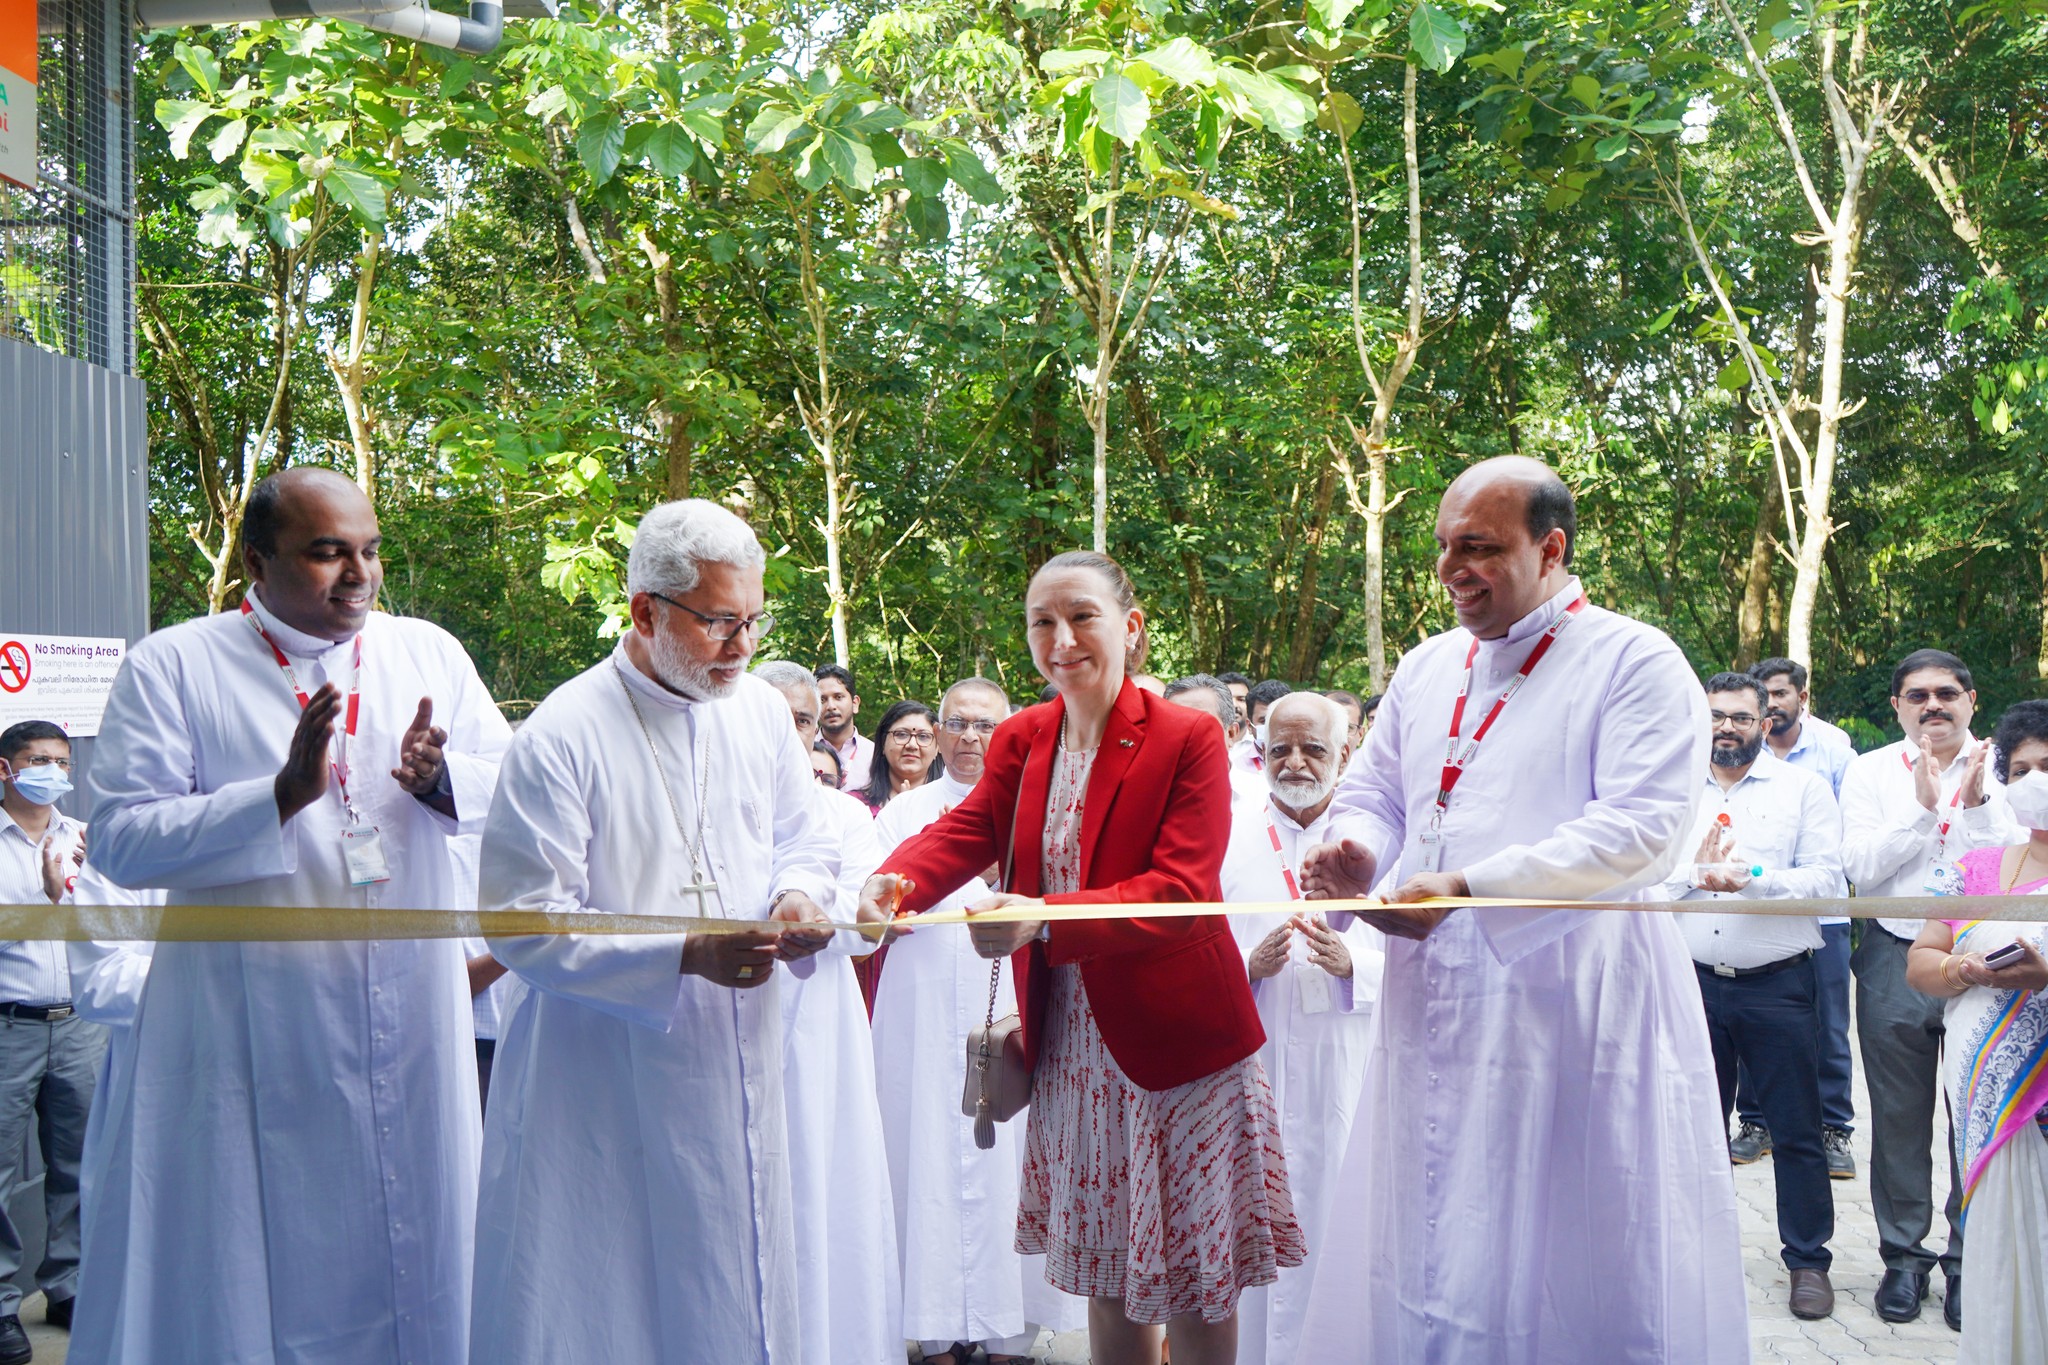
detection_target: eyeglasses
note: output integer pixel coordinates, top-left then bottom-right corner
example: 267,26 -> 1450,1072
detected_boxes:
941,718 -> 999,736
1901,687 -> 1966,706
812,767 -> 840,785
1709,711 -> 1760,728
13,756 -> 73,771
648,592 -> 774,643
887,728 -> 937,747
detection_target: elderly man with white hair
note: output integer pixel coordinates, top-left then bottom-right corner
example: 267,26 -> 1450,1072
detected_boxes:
470,500 -> 840,1365
749,659 -> 901,1365
1220,691 -> 1384,1365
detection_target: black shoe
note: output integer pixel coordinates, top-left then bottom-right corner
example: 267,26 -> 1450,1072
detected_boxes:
0,1314 -> 30,1365
1729,1120 -> 1772,1164
1944,1273 -> 1961,1331
1875,1267 -> 1929,1323
40,1296 -> 69,1331
1822,1126 -> 1856,1179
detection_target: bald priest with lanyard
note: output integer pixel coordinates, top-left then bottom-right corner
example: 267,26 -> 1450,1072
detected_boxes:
1295,457 -> 1747,1365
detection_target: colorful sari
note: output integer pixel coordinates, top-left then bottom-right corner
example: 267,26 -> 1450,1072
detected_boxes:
1927,847 -> 2048,1365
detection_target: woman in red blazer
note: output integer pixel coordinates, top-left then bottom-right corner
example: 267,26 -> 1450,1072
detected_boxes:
860,551 -> 1303,1365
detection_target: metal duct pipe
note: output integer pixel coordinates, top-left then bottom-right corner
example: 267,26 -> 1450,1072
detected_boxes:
135,0 -> 504,55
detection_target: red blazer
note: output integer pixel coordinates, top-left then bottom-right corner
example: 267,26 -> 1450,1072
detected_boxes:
881,680 -> 1264,1092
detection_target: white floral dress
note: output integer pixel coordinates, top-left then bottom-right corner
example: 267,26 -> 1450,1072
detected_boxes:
1016,743 -> 1305,1324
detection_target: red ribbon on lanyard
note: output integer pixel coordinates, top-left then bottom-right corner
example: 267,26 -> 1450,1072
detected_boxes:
242,599 -> 364,817
1435,595 -> 1588,817
1902,747 -> 1967,856
1265,818 -> 1303,901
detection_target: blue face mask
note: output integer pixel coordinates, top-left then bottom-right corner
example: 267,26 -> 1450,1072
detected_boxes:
7,764 -> 72,807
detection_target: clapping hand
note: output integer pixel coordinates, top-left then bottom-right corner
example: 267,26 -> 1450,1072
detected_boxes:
38,829 -> 84,905
274,683 -> 341,823
1247,922 -> 1293,981
393,697 -> 450,799
1912,747 -> 1941,812
1297,914 -> 1354,978
1960,742 -> 1991,809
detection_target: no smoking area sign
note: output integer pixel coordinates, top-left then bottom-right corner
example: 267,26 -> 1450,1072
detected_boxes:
0,633 -> 125,735
0,641 -> 28,693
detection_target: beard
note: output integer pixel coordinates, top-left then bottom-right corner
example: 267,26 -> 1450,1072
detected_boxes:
1711,733 -> 1765,768
1765,706 -> 1796,735
1272,769 -> 1339,811
650,629 -> 739,700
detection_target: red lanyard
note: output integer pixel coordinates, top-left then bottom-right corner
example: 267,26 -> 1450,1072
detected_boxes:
243,599 -> 363,813
1265,817 -> 1303,900
1902,747 -> 1966,854
1435,595 -> 1588,815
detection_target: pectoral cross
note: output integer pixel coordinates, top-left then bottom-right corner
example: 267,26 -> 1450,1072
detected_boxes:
679,878 -> 727,919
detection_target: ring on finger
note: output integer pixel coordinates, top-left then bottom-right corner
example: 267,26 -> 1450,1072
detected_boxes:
736,965 -> 754,980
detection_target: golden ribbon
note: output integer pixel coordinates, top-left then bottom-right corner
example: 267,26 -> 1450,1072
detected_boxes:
6,891 -> 2045,943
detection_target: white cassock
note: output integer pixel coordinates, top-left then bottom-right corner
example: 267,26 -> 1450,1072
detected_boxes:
77,593 -> 509,1365
472,649 -> 837,1365
871,773 -> 1084,1350
779,783 -> 899,1365
1298,578 -> 1748,1365
1221,793 -> 1383,1365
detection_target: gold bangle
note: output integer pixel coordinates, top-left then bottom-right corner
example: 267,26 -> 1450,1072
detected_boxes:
1941,954 -> 1967,991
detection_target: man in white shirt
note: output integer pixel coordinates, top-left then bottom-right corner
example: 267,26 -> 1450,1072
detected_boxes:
0,722 -> 101,1357
1296,457 -> 1746,1364
1235,679 -> 1292,777
1220,693 -> 1382,1365
1163,675 -> 1267,806
1841,648 -> 2015,1329
472,499 -> 837,1365
1664,672 -> 1845,1320
870,676 -> 1076,1365
80,466 -> 511,1365
1730,656 -> 1858,1175
816,664 -> 874,791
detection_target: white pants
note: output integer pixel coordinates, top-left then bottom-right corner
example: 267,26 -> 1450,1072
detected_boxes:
1961,1121 -> 2048,1365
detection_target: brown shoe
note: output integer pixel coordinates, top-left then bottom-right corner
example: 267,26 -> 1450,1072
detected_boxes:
1789,1268 -> 1835,1319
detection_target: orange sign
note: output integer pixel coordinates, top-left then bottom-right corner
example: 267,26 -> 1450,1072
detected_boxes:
0,0 -> 36,191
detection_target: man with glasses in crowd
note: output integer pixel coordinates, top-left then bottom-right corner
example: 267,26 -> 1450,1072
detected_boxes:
0,721 -> 100,1359
1664,673 -> 1845,1321
1840,648 -> 2017,1330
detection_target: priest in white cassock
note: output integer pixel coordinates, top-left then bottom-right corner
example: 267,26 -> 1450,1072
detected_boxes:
751,659 -> 901,1365
471,499 -> 839,1365
63,866 -> 159,1220
1220,692 -> 1382,1365
871,677 -> 1079,1365
1296,457 -> 1747,1364
78,467 -> 512,1365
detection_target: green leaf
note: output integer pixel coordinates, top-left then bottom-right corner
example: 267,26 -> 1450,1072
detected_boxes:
1217,66 -> 1318,141
324,160 -> 389,226
794,134 -> 832,192
1645,304 -> 1680,335
1594,131 -> 1631,160
1091,69 -> 1151,146
1570,74 -> 1602,110
1754,0 -> 1793,45
820,128 -> 877,190
903,156 -> 949,197
156,99 -> 215,160
1143,36 -> 1219,88
1307,0 -> 1361,30
906,192 -> 950,242
207,118 -> 249,164
944,145 -> 1004,205
641,123 -> 696,178
1040,47 -> 1112,74
745,104 -> 808,154
1194,97 -> 1222,168
1716,357 -> 1750,391
1465,45 -> 1525,78
1316,90 -> 1363,140
173,41 -> 220,97
576,113 -> 625,185
1409,2 -> 1466,73
1635,117 -> 1685,134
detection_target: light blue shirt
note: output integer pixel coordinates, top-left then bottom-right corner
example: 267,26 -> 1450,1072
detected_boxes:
1773,712 -> 1853,798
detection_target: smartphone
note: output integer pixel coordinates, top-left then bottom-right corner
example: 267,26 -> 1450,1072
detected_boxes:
1984,941 -> 2027,971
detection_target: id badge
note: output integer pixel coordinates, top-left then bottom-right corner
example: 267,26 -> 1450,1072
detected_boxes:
1418,825 -> 1444,874
341,826 -> 392,886
1295,961 -> 1334,1015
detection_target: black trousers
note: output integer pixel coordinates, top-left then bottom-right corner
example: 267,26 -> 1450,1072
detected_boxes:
1697,956 -> 1835,1271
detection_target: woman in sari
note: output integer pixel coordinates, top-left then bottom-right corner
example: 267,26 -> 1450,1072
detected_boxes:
1910,697 -> 2048,1364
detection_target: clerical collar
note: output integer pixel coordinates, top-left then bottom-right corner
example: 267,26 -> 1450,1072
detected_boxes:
611,640 -> 701,713
245,585 -> 354,661
1483,576 -> 1587,653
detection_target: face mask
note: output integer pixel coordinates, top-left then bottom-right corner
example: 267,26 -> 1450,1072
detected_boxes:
2004,770 -> 2048,831
1255,721 -> 1269,753
7,764 -> 72,807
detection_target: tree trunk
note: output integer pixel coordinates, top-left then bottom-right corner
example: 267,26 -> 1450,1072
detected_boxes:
1286,448 -> 1341,681
328,234 -> 381,497
1735,460 -> 1778,667
2037,546 -> 2048,683
1786,215 -> 1860,667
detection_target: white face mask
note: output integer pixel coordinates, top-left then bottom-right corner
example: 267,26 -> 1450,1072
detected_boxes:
2004,769 -> 2048,830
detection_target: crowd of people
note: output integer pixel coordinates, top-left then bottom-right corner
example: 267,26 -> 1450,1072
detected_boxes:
0,456 -> 2039,1364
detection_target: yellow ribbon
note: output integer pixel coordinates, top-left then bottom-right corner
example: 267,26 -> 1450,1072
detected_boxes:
8,892 -> 2044,943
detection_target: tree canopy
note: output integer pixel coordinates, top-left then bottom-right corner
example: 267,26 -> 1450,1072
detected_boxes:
134,0 -> 2048,740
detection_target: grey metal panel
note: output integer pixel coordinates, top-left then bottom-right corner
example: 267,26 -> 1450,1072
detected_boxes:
0,334 -> 151,814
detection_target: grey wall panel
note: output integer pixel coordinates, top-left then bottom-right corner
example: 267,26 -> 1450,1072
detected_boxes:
0,335 -> 151,814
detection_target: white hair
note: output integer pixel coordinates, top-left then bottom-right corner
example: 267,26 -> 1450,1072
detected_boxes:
626,499 -> 766,597
752,659 -> 819,703
940,676 -> 1008,718
1266,691 -> 1347,751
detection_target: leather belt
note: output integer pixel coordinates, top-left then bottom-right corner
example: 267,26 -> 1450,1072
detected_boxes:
1697,948 -> 1815,980
0,1002 -> 74,1021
